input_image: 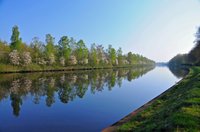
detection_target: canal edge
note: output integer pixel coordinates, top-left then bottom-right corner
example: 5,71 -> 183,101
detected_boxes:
102,78 -> 184,132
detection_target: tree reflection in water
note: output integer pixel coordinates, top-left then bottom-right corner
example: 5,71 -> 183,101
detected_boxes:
168,66 -> 189,79
0,66 -> 155,117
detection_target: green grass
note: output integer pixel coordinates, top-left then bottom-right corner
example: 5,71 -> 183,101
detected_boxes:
0,63 -> 155,73
0,64 -> 20,72
118,67 -> 200,132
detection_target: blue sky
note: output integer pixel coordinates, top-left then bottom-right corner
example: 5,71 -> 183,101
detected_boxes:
0,0 -> 200,62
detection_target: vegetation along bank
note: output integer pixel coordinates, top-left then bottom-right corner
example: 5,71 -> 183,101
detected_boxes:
103,26 -> 200,131
103,67 -> 200,131
0,26 -> 155,73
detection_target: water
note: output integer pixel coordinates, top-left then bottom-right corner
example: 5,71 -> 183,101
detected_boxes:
0,66 -> 183,132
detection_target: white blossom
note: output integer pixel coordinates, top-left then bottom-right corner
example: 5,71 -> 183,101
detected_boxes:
60,75 -> 65,84
69,75 -> 77,84
83,59 -> 88,64
23,78 -> 32,92
79,58 -> 88,65
10,79 -> 21,94
59,56 -> 65,66
69,55 -> 77,65
21,52 -> 32,65
48,53 -> 55,65
115,59 -> 119,65
38,58 -> 47,65
9,50 -> 20,65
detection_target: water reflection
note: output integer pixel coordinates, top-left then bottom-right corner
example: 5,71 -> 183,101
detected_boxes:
0,66 -> 154,117
168,66 -> 189,78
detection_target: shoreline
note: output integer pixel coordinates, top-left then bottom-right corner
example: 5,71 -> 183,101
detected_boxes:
102,81 -> 183,132
0,65 -> 155,74
102,69 -> 189,132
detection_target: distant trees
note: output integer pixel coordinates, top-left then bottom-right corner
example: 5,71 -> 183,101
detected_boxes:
58,36 -> 71,65
89,43 -> 98,66
169,26 -> 200,66
107,45 -> 117,65
127,52 -> 134,64
30,37 -> 44,64
10,26 -> 22,51
0,25 -> 155,69
45,34 -> 56,65
188,27 -> 200,65
117,47 -> 123,65
74,40 -> 88,65
96,45 -> 107,64
195,26 -> 200,42
89,44 -> 109,66
169,54 -> 188,66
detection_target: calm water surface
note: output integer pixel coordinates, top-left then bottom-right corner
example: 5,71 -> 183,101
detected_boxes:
0,66 -> 184,132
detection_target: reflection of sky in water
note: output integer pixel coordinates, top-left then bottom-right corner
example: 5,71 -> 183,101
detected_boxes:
0,67 -> 181,132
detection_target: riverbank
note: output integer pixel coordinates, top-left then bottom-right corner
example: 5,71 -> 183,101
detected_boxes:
103,67 -> 200,131
0,64 -> 155,74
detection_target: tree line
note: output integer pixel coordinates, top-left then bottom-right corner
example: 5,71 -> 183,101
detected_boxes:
169,26 -> 200,66
0,26 -> 155,69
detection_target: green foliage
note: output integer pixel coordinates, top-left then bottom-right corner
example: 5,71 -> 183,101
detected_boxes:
108,45 -> 117,65
127,52 -> 134,64
169,54 -> 188,66
127,52 -> 154,65
30,37 -> 44,63
10,25 -> 23,51
189,41 -> 200,65
89,43 -> 98,66
117,47 -> 124,65
45,34 -> 56,65
10,26 -> 20,43
169,27 -> 200,66
188,27 -> 200,65
45,34 -> 55,55
0,25 -> 155,71
0,40 -> 10,63
58,36 -> 71,64
118,67 -> 200,131
74,40 -> 89,64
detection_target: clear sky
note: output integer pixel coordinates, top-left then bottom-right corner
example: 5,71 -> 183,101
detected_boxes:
0,0 -> 200,62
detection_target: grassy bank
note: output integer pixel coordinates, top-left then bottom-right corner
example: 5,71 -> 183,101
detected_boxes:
107,67 -> 200,131
0,64 -> 155,73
